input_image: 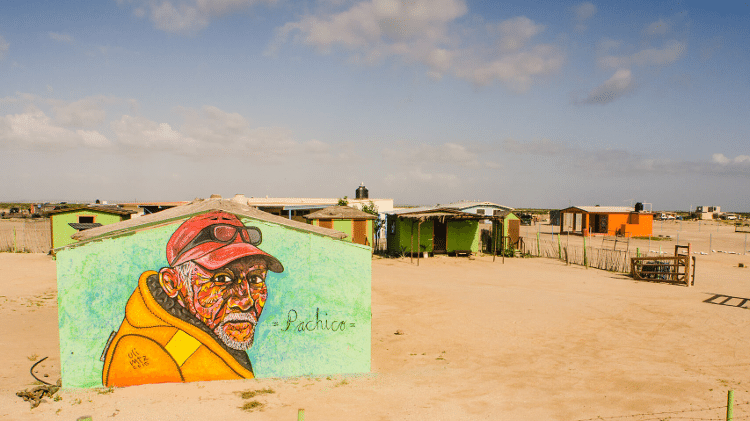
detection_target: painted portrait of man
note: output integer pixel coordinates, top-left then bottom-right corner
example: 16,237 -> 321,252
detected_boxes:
101,211 -> 284,387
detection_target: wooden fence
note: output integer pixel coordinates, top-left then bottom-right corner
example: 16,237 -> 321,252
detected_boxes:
630,244 -> 695,286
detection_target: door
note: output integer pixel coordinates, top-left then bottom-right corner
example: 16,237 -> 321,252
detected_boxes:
352,220 -> 368,245
433,219 -> 447,253
508,219 -> 520,248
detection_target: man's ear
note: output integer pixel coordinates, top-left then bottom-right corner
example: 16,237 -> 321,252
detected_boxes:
159,267 -> 182,298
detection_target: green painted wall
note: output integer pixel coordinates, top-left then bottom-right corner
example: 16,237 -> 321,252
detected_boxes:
388,218 -> 435,253
56,213 -> 371,388
332,219 -> 352,240
310,219 -> 374,246
387,217 -> 481,254
52,210 -> 125,249
446,220 -> 479,252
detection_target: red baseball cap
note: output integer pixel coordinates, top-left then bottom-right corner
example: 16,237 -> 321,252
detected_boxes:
166,211 -> 283,273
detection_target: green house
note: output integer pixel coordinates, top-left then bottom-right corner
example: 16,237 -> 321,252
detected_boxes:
48,205 -> 135,250
304,205 -> 378,247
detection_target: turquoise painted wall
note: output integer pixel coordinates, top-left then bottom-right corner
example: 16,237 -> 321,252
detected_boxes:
52,210 -> 125,249
56,213 -> 371,388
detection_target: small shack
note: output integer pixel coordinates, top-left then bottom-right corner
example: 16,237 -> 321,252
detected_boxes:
55,197 -> 371,388
559,206 -> 654,237
304,205 -> 378,247
47,205 -> 136,249
385,207 -> 506,257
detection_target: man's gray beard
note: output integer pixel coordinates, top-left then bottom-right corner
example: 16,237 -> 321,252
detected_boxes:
214,312 -> 257,351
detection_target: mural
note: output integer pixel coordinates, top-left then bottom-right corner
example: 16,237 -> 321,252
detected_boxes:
101,211 -> 282,386
56,208 -> 371,388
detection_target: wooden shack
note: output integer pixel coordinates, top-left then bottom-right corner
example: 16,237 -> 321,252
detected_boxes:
304,205 -> 378,246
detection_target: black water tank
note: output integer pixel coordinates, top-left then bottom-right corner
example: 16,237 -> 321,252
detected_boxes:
635,202 -> 644,212
356,183 -> 368,199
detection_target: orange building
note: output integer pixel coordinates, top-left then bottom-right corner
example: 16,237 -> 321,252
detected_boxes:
559,206 -> 654,237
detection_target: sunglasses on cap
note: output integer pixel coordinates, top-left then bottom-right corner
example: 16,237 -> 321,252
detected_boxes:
174,224 -> 263,264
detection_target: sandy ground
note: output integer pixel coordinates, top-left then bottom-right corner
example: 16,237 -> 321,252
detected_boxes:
2,220 -> 750,421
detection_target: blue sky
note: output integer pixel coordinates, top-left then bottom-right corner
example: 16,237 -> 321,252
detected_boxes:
1,0 -> 748,211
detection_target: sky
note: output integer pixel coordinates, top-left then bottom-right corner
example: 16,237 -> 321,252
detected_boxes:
0,0 -> 748,211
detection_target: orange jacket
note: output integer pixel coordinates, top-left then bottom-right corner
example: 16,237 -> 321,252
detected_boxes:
102,271 -> 254,387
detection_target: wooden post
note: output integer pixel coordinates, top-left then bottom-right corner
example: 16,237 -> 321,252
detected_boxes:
685,243 -> 693,286
410,221 -> 414,264
417,219 -> 421,267
727,390 -> 734,421
583,233 -> 588,268
536,231 -> 540,257
492,221 -> 496,262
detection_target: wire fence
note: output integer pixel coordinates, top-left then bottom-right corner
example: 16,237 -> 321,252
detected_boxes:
0,219 -> 51,253
519,235 -> 638,273
574,395 -> 750,420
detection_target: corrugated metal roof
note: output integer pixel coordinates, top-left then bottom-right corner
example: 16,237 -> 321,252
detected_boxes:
386,206 -> 503,219
303,205 -> 377,220
69,198 -> 347,246
441,201 -> 514,211
68,222 -> 103,230
245,197 -> 391,207
563,206 -> 638,213
387,206 -> 441,215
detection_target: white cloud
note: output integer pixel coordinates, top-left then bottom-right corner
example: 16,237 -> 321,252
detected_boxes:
384,141 -> 480,167
273,0 -> 465,54
0,106 -> 111,149
598,40 -> 686,68
0,35 -> 9,59
495,16 -> 544,52
502,137 -> 574,155
112,115 -> 200,152
574,2 -> 597,21
456,44 -> 563,91
51,96 -> 113,128
643,19 -> 670,36
712,154 -> 750,165
582,68 -> 634,105
141,0 -> 277,34
49,32 -> 74,43
271,0 -> 563,91
573,2 -> 596,32
596,37 -> 622,54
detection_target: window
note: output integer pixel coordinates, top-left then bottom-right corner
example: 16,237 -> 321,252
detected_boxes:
476,209 -> 485,215
78,216 -> 94,223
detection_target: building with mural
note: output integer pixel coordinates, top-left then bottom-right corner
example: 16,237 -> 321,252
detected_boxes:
55,196 -> 371,388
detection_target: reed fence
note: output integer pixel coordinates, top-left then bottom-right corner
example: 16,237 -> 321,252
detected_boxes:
0,219 -> 51,253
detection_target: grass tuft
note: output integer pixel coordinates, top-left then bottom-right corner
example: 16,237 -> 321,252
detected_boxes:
240,387 -> 274,399
240,400 -> 264,412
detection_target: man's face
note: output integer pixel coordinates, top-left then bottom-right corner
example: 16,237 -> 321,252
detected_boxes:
175,256 -> 268,350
